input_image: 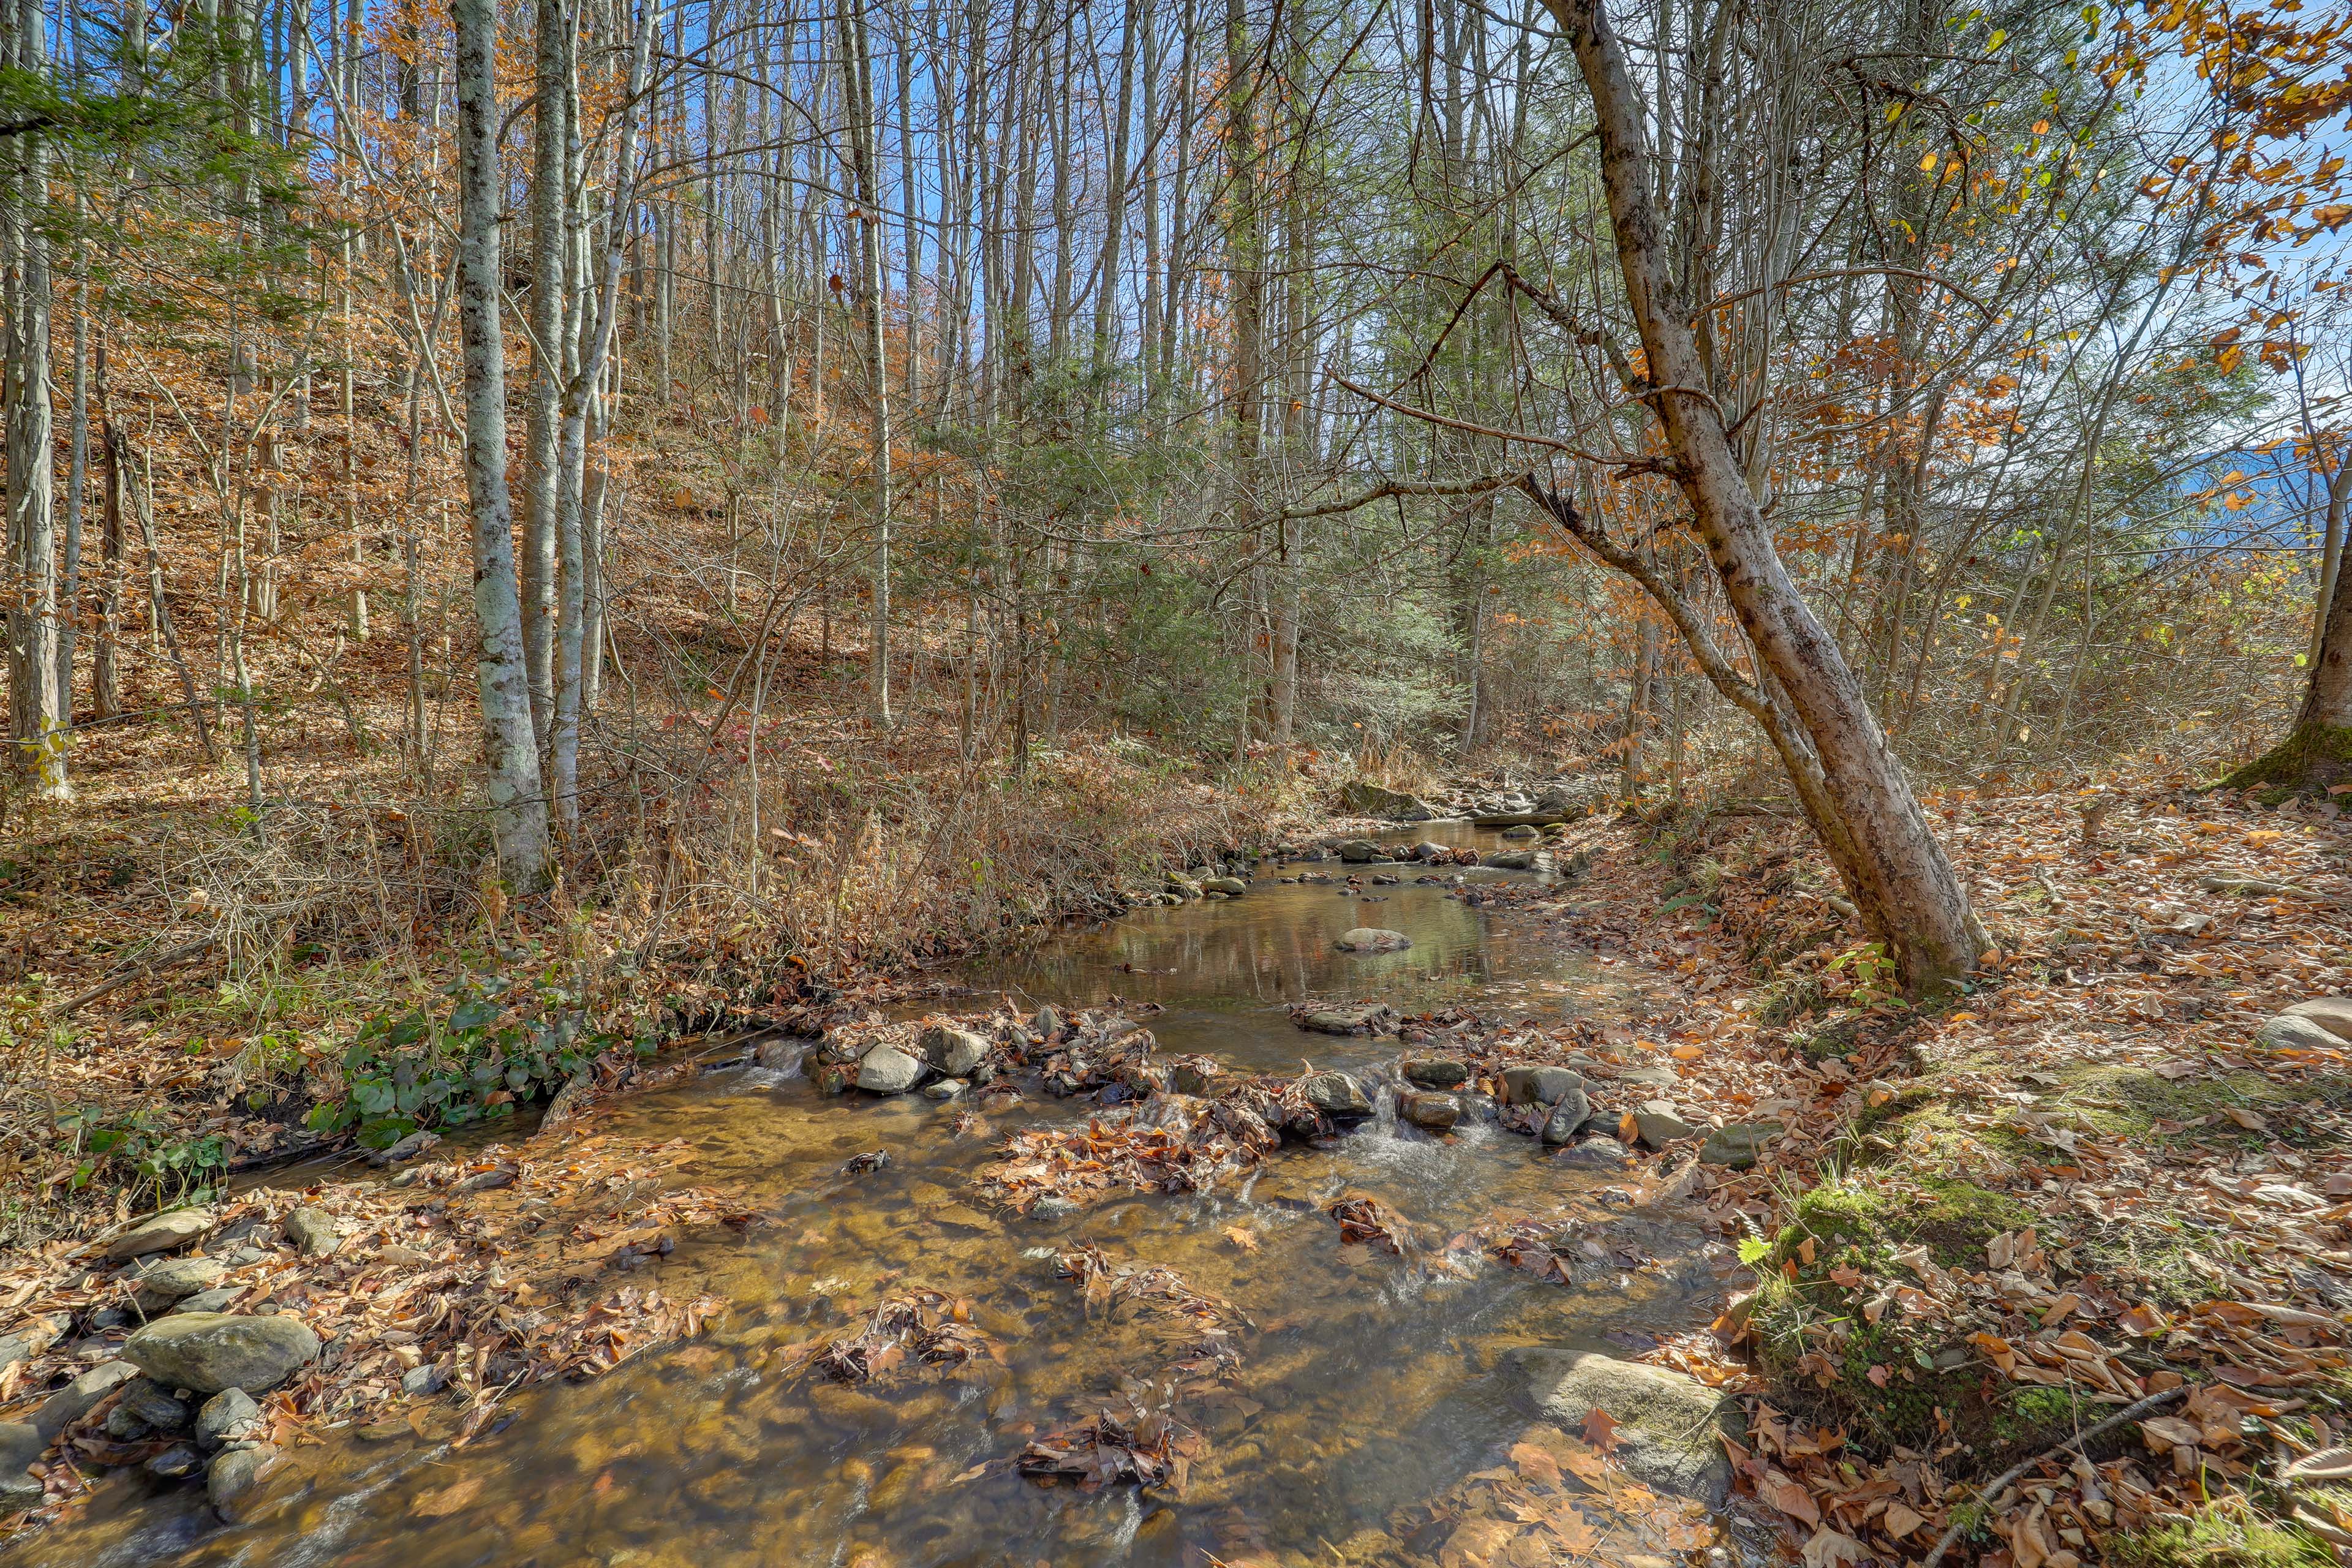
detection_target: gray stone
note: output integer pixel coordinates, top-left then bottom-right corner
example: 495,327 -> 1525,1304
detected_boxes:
0,1317 -> 64,1375
282,1207 -> 340,1259
1504,1346 -> 1736,1506
1698,1121 -> 1782,1170
0,1423 -> 41,1509
1295,1004 -> 1394,1035
1170,1060 -> 1223,1095
856,1044 -> 929,1095
1339,780 -> 1436,820
124,1313 -> 322,1396
921,1078 -> 968,1101
1625,1106 -> 1699,1149
113,1379 -> 190,1434
1500,1065 -> 1586,1107
1402,1057 -> 1470,1089
207,1445 -> 278,1518
104,1208 -> 214,1262
174,1287 -> 241,1316
918,1025 -> 989,1077
34,1360 -> 140,1439
130,1255 -> 226,1314
1163,875 -> 1202,900
195,1387 -> 261,1450
400,1363 -> 446,1398
0,1422 -> 43,1476
1540,1087 -> 1594,1145
1615,1064 -> 1680,1091
1553,1141 -> 1634,1172
1030,1196 -> 1080,1219
368,1129 -> 441,1166
2255,1013 -> 2340,1054
1335,839 -> 1383,864
1030,1005 -> 1063,1039
2284,996 -> 2352,1042
1335,927 -> 1411,953
146,1444 -> 205,1480
1400,1091 -> 1461,1131
1200,875 -> 1248,896
1300,1071 -> 1373,1118
1485,849 -> 1538,870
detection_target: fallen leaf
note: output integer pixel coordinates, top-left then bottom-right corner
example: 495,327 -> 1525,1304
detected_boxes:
1762,1469 -> 1823,1526
1223,1226 -> 1259,1252
1582,1408 -> 1624,1453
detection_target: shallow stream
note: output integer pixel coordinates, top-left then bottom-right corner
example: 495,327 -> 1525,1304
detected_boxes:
17,824 -> 1736,1568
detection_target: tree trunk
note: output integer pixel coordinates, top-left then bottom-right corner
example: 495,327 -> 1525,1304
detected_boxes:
454,0 -> 552,886
520,0 -> 570,746
2228,461 -> 2352,792
842,0 -> 894,726
4,0 -> 67,797
1542,0 -> 1980,995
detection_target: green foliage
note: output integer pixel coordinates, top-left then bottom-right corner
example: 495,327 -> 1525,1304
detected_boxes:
51,1105 -> 226,1208
304,953 -> 643,1148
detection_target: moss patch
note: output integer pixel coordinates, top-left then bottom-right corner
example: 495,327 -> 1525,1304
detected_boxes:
2110,1499 -> 2334,1568
2218,721 -> 2352,798
1751,1173 -> 2062,1456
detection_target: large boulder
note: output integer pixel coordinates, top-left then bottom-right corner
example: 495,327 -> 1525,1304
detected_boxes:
856,1044 -> 929,1095
1485,849 -> 1538,870
1335,928 -> 1411,953
1503,1347 -> 1736,1506
1300,1071 -> 1373,1118
918,1025 -> 989,1077
105,1208 -> 214,1262
123,1313 -> 321,1396
1499,1065 -> 1586,1107
1335,839 -> 1384,864
1294,1003 -> 1396,1035
1339,780 -> 1438,821
1200,875 -> 1249,896
2284,996 -> 2352,1042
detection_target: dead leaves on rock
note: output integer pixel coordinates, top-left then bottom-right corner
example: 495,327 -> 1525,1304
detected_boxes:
782,1287 -> 1001,1385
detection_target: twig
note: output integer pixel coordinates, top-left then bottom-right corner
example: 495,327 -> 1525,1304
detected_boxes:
43,937 -> 220,1019
1917,1382 -> 2192,1568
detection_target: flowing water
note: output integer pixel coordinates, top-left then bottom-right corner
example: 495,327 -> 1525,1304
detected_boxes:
15,825 -> 1738,1568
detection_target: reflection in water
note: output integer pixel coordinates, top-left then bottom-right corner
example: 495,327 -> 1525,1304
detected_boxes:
18,831 -> 1727,1568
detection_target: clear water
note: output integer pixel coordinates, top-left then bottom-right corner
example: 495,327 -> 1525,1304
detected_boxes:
14,827 -> 1733,1568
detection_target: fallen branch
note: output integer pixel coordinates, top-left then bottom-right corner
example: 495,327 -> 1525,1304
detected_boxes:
1916,1382 -> 2193,1568
43,936 -> 220,1019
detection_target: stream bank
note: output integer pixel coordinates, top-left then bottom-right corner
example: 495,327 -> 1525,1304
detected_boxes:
1,818 -> 1768,1568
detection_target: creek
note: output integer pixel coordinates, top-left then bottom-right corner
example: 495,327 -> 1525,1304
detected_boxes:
15,823 -> 1739,1568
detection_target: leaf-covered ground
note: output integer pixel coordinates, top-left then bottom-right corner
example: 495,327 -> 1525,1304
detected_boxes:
1459,780 -> 2352,1568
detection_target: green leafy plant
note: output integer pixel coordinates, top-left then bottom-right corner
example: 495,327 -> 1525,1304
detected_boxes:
53,1106 -> 227,1208
305,953 -> 641,1149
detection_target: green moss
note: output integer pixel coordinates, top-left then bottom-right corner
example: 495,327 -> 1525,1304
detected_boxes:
2110,1500 -> 2334,1568
2037,1065 -> 2292,1149
2218,721 -> 2352,797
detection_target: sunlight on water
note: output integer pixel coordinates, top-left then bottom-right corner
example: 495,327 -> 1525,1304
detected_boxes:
18,829 -> 1733,1568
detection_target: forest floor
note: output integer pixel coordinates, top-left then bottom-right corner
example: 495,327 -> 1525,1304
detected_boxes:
1455,776 -> 2352,1568
6,734 -> 2350,1566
